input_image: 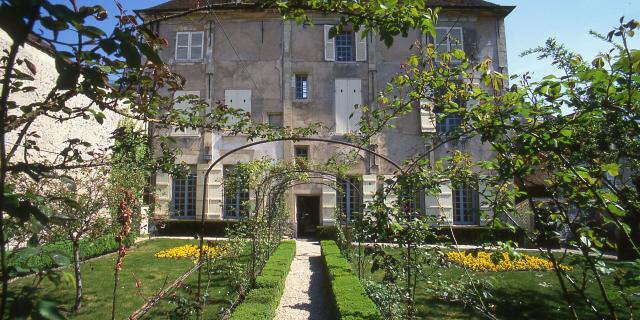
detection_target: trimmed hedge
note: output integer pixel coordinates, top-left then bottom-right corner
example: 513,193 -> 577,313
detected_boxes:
8,234 -> 120,273
230,240 -> 296,320
321,240 -> 382,320
155,220 -> 237,237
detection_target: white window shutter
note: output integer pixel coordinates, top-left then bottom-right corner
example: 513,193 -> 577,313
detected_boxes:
225,89 -> 251,125
355,28 -> 367,61
324,25 -> 335,61
156,172 -> 171,206
172,90 -> 200,136
426,184 -> 453,222
334,79 -> 348,134
362,174 -> 377,207
382,175 -> 397,208
347,79 -> 362,132
420,99 -> 436,133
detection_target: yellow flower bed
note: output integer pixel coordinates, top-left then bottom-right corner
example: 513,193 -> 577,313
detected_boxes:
155,244 -> 226,260
447,251 -> 571,272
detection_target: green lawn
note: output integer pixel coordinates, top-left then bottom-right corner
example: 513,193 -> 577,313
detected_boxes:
353,247 -> 639,319
10,239 -> 242,319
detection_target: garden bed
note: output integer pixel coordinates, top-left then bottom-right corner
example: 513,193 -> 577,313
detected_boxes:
9,238 -> 246,319
352,246 -> 638,319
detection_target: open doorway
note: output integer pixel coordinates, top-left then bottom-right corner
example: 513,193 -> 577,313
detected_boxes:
296,195 -> 320,238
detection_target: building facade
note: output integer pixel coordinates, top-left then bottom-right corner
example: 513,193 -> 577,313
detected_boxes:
137,0 -> 514,235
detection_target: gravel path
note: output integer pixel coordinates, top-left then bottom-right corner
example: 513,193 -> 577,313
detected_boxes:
274,239 -> 335,320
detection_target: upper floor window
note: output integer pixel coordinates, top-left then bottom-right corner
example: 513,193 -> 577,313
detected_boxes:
176,32 -> 204,61
437,113 -> 462,134
268,113 -> 283,127
295,74 -> 309,100
324,25 -> 367,62
335,31 -> 354,61
223,165 -> 250,218
172,167 -> 197,217
337,176 -> 362,221
453,184 -> 479,225
294,145 -> 309,162
434,27 -> 464,56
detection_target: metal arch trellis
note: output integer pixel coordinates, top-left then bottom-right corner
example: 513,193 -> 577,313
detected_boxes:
195,137 -> 404,313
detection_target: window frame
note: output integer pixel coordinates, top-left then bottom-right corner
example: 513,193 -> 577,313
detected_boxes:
335,31 -> 355,62
453,184 -> 479,225
337,176 -> 363,221
175,31 -> 204,61
294,145 -> 309,162
267,113 -> 284,127
295,74 -> 309,100
432,27 -> 464,60
171,168 -> 197,218
223,165 -> 250,219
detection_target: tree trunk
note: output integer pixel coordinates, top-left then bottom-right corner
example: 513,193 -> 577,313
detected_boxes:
617,176 -> 640,261
73,239 -> 83,312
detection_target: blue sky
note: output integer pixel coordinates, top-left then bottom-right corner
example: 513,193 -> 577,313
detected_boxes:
51,0 -> 639,80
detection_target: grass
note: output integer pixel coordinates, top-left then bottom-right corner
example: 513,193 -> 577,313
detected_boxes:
9,238 -> 244,319
230,240 -> 296,320
350,246 -> 639,319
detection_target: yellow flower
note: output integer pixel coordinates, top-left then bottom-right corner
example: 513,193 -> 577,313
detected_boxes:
155,244 -> 226,260
446,251 -> 571,272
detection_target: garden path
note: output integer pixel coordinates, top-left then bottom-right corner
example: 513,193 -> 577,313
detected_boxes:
274,239 -> 335,320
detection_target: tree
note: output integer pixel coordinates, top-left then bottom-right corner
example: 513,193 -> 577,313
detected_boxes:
43,169 -> 110,313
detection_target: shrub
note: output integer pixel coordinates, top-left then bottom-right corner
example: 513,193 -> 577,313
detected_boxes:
155,220 -> 237,237
321,240 -> 382,320
8,234 -> 120,274
317,226 -> 338,240
230,240 -> 296,320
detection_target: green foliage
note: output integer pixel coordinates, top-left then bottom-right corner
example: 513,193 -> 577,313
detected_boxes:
230,241 -> 296,320
8,234 -> 119,276
317,226 -> 339,240
321,241 -> 382,320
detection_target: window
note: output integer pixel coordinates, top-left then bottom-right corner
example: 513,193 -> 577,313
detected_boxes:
223,165 -> 250,218
453,184 -> 478,225
335,31 -> 354,61
175,32 -> 204,61
337,177 -> 362,220
268,113 -> 283,127
437,113 -> 462,134
295,75 -> 309,100
433,27 -> 464,57
294,146 -> 309,162
172,168 -> 197,217
399,189 -> 425,214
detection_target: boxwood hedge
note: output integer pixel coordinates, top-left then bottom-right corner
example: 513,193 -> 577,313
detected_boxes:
321,240 -> 382,320
230,240 -> 296,320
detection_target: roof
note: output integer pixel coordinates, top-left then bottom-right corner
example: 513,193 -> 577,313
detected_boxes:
136,0 -> 514,16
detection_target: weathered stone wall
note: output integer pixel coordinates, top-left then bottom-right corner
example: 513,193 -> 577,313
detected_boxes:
145,8 -> 510,227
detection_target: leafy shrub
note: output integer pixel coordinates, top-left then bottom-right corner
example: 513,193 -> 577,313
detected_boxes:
155,220 -> 238,237
8,234 -> 120,274
230,240 -> 296,320
317,226 -> 338,240
321,240 -> 382,320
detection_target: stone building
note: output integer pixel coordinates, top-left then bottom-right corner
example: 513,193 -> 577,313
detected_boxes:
136,0 -> 514,236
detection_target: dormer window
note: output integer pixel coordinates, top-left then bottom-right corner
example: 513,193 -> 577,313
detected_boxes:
175,32 -> 204,61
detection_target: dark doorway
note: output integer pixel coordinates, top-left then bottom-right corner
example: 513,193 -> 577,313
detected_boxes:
297,195 -> 320,237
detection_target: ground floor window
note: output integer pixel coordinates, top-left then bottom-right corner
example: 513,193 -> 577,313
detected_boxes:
453,184 -> 479,225
172,167 -> 197,217
337,176 -> 362,221
223,165 -> 250,218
